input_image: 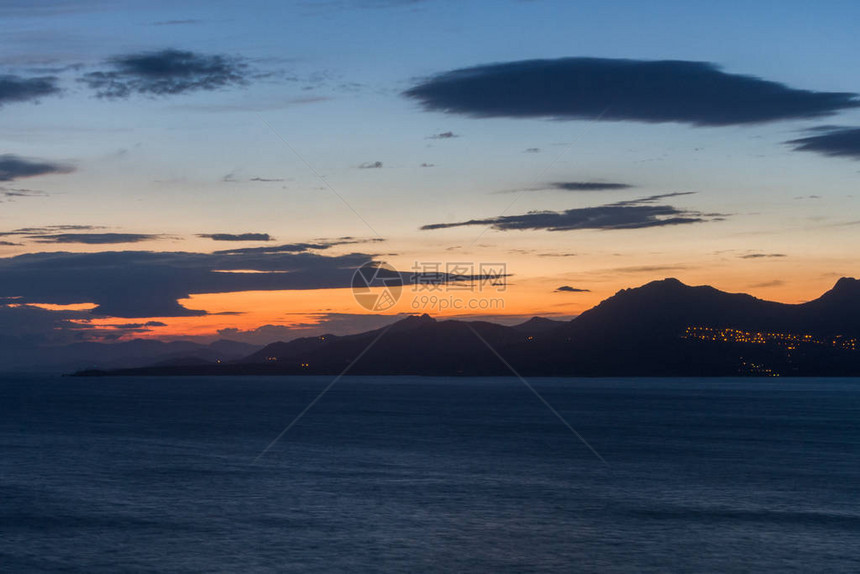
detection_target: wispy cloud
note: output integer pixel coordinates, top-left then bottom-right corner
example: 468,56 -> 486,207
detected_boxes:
1,225 -> 96,234
29,233 -> 163,244
422,193 -> 721,232
1,187 -> 48,201
0,154 -> 73,181
0,74 -> 60,107
81,49 -> 251,98
213,237 -> 385,255
0,0 -> 107,18
198,233 -> 273,242
427,131 -> 459,139
750,279 -> 785,288
500,181 -> 635,194
0,226 -> 163,245
152,19 -> 203,26
550,181 -> 633,191
555,285 -> 590,292
739,253 -> 787,259
786,126 -> 860,160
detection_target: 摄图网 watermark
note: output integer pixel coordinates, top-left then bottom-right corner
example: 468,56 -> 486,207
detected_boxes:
351,260 -> 507,312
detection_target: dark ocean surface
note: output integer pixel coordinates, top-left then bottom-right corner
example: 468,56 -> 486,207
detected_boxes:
1,375 -> 858,572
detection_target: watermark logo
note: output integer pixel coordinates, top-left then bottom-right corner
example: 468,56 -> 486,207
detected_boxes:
353,260 -> 508,313
351,261 -> 403,311
410,294 -> 505,312
410,261 -> 507,293
408,260 -> 507,312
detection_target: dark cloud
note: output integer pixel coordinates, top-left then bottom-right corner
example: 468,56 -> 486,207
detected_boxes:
0,304 -> 171,348
0,74 -> 60,107
555,286 -> 590,293
0,154 -> 73,181
0,248 -> 375,318
358,161 -> 383,169
0,241 -> 463,320
29,233 -> 162,244
214,237 -> 385,255
421,192 -> 721,232
405,58 -> 860,126
0,226 -> 161,244
550,181 -> 633,191
0,304 -> 94,347
198,233 -> 273,242
81,49 -> 250,98
427,131 -> 459,139
786,127 -> 860,160
90,320 -> 168,329
740,253 -> 787,259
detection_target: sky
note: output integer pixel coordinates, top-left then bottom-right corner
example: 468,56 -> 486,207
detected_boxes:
1,0 -> 859,345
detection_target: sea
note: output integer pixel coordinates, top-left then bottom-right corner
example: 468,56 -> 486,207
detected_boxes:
1,375 -> 858,573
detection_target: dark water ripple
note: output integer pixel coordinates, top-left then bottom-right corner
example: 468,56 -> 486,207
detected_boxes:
1,376 -> 859,573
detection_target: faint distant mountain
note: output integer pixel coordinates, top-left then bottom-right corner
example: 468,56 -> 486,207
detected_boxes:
511,316 -> 567,334
74,278 -> 860,378
1,339 -> 261,373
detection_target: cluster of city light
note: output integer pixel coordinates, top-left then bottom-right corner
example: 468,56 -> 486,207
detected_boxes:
684,327 -> 857,351
738,359 -> 779,377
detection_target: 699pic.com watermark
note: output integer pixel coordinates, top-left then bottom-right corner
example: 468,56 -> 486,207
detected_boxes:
409,293 -> 506,312
351,260 -> 507,313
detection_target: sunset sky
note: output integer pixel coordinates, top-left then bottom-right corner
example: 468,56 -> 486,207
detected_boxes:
2,0 -> 859,344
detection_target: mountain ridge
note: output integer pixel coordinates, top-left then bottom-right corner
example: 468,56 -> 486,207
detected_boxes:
73,277 -> 860,377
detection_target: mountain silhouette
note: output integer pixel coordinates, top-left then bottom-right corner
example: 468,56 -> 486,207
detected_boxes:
73,278 -> 860,377
3,338 -> 261,373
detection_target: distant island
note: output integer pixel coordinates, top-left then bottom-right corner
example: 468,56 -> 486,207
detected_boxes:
72,277 -> 860,378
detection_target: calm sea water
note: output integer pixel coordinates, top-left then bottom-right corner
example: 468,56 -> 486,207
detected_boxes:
1,375 -> 858,573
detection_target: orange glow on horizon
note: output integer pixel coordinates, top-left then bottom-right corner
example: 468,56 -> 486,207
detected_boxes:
72,264 -> 847,342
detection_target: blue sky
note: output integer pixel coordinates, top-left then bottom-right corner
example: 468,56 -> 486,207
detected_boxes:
1,0 -> 859,342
